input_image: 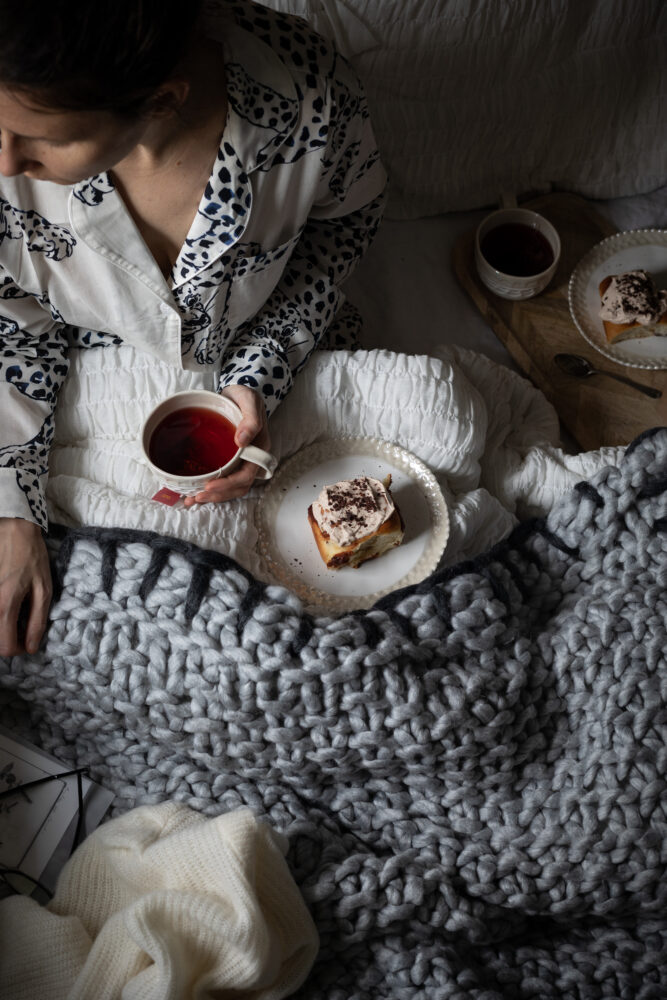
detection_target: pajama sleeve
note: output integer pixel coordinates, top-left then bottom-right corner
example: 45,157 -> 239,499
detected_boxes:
218,60 -> 387,413
0,269 -> 69,529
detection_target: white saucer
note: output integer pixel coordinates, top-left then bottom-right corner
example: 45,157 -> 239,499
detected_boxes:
255,436 -> 449,614
568,229 -> 667,370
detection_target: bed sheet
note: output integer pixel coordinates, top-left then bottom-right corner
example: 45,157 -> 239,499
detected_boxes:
47,345 -> 622,591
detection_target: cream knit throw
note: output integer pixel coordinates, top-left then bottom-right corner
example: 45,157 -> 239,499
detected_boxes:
0,802 -> 319,1000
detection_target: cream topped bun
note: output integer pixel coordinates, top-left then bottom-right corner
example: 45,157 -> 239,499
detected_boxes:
599,270 -> 667,327
308,474 -> 405,570
598,270 -> 667,345
311,475 -> 395,547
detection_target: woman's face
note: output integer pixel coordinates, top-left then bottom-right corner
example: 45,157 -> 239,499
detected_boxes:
0,86 -> 148,184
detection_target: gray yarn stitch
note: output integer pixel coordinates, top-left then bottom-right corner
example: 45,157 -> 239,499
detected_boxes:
1,427 -> 666,999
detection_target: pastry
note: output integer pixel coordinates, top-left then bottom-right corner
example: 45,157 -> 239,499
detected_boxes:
599,270 -> 667,345
308,474 -> 405,569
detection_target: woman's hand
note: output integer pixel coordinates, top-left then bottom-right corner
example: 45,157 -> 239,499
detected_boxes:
0,517 -> 52,657
183,384 -> 270,506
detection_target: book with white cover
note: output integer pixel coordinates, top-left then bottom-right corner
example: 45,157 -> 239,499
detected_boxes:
0,727 -> 113,898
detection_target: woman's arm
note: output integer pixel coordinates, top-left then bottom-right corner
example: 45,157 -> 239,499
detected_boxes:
217,192 -> 385,414
0,271 -> 69,654
217,55 -> 387,414
188,57 -> 386,507
0,277 -> 70,528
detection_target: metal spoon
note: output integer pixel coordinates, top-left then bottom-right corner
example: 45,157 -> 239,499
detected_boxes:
554,353 -> 662,399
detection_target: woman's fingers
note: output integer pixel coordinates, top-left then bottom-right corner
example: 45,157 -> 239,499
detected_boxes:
25,575 -> 53,655
220,384 -> 269,449
182,460 -> 259,506
0,518 -> 52,657
0,585 -> 21,657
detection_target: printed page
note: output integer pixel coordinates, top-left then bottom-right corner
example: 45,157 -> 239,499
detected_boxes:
0,728 -> 114,896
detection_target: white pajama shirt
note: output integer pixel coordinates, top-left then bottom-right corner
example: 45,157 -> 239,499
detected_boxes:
0,0 -> 386,529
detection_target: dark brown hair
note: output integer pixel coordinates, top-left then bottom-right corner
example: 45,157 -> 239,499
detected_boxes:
0,0 -> 206,115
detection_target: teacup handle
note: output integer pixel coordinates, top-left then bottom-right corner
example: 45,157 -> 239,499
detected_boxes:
238,444 -> 278,480
499,191 -> 518,209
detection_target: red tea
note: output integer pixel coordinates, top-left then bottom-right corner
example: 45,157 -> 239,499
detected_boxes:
149,406 -> 238,477
480,222 -> 554,276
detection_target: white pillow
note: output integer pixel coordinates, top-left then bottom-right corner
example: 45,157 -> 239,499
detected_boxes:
258,0 -> 666,218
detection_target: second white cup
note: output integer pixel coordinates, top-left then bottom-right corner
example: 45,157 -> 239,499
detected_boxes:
474,206 -> 561,300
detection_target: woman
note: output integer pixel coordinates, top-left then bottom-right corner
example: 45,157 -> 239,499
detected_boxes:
0,0 -> 386,656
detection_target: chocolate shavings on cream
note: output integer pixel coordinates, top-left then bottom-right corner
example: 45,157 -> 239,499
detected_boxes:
600,270 -> 667,326
311,476 -> 394,547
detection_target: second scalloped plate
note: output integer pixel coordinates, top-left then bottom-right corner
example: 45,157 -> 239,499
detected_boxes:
568,228 -> 667,369
255,436 -> 449,614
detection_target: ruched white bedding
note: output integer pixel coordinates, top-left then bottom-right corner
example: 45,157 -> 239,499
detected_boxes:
47,344 -> 621,586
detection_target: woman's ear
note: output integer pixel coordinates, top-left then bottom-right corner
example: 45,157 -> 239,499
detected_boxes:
146,78 -> 190,117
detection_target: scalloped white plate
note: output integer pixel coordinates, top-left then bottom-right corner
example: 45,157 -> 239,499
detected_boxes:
255,437 -> 449,614
568,229 -> 667,369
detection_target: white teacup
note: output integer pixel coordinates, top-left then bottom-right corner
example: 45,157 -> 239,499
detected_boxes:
474,206 -> 561,300
141,389 -> 278,497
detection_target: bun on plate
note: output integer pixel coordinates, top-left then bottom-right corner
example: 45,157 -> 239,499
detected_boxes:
308,474 -> 405,569
599,270 -> 667,345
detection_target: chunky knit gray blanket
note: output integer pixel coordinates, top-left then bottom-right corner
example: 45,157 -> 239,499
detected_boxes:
2,427 -> 666,999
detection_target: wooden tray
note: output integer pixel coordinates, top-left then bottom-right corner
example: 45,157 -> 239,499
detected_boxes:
452,193 -> 667,451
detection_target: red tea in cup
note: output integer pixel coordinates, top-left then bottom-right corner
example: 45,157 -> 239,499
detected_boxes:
141,389 -> 278,495
480,222 -> 554,277
148,405 -> 238,477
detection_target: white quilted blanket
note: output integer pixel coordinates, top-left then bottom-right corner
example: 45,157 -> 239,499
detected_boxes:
47,346 -> 621,585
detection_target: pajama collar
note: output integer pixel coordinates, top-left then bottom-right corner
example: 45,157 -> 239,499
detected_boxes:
68,17 -> 300,293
